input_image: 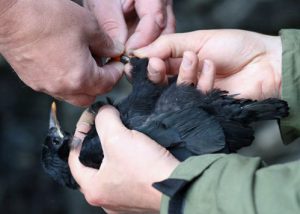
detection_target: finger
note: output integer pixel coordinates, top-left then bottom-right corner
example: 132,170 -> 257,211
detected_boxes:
86,0 -> 128,44
122,0 -> 135,14
68,106 -> 99,189
85,3 -> 125,58
147,57 -> 167,84
124,63 -> 133,79
161,0 -> 176,35
197,59 -> 216,93
126,0 -> 167,50
177,51 -> 199,86
164,58 -> 182,75
75,108 -> 97,137
68,137 -> 98,190
95,105 -> 128,150
87,61 -> 124,96
88,25 -> 125,57
134,30 -> 214,59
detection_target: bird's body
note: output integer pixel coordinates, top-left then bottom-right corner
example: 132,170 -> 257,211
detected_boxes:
42,58 -> 289,189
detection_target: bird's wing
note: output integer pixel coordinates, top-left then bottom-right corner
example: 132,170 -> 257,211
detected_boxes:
138,108 -> 226,156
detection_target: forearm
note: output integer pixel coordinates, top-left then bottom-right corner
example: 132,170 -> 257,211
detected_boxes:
279,29 -> 300,143
158,154 -> 300,214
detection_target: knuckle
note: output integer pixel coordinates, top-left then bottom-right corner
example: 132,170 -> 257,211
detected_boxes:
154,11 -> 166,28
158,34 -> 168,43
100,19 -> 120,35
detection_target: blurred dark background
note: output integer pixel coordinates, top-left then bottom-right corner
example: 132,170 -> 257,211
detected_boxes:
0,0 -> 300,213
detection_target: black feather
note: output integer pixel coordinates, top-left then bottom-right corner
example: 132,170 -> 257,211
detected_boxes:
41,58 -> 289,189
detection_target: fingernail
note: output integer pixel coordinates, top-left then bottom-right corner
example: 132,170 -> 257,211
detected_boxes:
126,48 -> 134,56
76,122 -> 92,134
148,63 -> 159,75
113,40 -> 125,54
182,55 -> 193,69
132,48 -> 144,57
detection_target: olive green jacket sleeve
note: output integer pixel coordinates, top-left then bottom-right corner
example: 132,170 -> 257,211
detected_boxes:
159,154 -> 300,214
279,29 -> 300,143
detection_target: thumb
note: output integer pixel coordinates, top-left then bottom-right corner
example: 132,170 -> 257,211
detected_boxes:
88,26 -> 125,57
86,0 -> 126,57
95,105 -> 128,152
68,137 -> 98,191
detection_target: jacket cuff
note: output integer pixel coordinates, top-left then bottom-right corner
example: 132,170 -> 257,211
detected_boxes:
155,154 -> 225,214
279,29 -> 300,144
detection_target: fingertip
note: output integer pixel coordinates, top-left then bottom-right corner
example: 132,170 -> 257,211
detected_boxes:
124,63 -> 133,79
126,15 -> 162,50
148,58 -> 166,84
110,61 -> 124,75
132,47 -> 148,58
197,59 -> 216,92
75,108 -> 96,138
95,105 -> 123,138
125,33 -> 143,51
90,30 -> 125,57
96,105 -> 120,121
95,62 -> 124,93
112,40 -> 126,55
177,51 -> 199,85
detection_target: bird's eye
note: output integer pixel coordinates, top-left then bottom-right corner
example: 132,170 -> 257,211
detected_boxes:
52,138 -> 60,145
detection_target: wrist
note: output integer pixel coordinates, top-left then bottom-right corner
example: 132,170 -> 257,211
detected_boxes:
150,157 -> 180,211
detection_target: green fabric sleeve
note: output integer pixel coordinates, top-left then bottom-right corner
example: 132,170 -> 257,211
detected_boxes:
161,154 -> 300,214
279,29 -> 300,143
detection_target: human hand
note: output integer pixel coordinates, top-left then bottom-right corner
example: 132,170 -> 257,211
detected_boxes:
68,105 -> 179,213
69,52 -> 215,213
135,30 -> 283,100
68,52 -> 214,213
83,0 -> 175,51
0,0 -> 124,106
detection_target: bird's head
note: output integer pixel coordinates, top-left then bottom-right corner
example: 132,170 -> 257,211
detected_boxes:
41,102 -> 78,189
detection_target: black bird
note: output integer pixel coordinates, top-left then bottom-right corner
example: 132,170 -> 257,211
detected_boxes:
41,57 -> 289,189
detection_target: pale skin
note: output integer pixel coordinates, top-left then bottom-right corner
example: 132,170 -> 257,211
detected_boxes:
136,29 -> 282,100
83,0 -> 175,51
68,51 -> 217,213
68,30 -> 283,213
0,0 -> 175,106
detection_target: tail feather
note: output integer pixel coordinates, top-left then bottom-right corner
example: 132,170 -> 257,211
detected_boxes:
242,98 -> 289,123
